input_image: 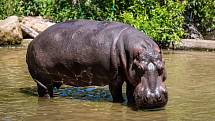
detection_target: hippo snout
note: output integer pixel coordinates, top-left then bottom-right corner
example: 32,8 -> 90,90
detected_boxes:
134,86 -> 168,109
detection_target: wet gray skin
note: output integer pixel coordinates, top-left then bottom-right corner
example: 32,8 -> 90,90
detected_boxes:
132,51 -> 168,109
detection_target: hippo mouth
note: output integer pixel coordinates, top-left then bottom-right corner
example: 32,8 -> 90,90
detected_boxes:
134,91 -> 168,109
132,60 -> 168,109
134,84 -> 168,109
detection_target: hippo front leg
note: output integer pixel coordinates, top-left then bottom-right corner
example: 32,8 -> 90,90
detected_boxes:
126,81 -> 135,106
109,75 -> 124,103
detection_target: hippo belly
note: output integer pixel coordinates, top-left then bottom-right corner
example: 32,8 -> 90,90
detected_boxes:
27,21 -> 118,86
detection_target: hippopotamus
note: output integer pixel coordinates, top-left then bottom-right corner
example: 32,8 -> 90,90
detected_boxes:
26,20 -> 168,109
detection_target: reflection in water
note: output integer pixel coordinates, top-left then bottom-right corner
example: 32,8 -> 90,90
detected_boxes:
164,51 -> 215,120
0,48 -> 215,120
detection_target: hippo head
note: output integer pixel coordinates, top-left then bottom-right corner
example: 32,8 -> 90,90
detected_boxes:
129,50 -> 168,109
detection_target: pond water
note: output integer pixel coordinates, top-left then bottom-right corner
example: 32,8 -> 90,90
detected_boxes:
0,48 -> 215,121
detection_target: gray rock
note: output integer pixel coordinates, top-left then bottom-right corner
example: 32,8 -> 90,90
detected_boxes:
0,16 -> 23,45
21,16 -> 55,38
204,30 -> 215,40
177,39 -> 215,51
184,23 -> 204,40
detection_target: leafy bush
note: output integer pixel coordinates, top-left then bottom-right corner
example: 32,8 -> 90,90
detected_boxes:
1,0 -> 214,47
119,0 -> 187,47
14,0 -> 70,21
185,0 -> 215,34
9,0 -> 115,22
0,0 -> 21,19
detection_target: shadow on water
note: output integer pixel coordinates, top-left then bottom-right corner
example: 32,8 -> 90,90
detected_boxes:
56,86 -> 113,102
19,86 -> 113,102
19,86 -> 38,96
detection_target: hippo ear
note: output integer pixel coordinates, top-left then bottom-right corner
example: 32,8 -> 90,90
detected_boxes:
132,59 -> 139,70
132,59 -> 145,76
154,44 -> 161,53
128,62 -> 139,86
160,49 -> 163,58
162,68 -> 167,82
133,48 -> 143,60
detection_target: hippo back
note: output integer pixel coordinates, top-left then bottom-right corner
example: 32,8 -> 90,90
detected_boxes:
26,20 -> 136,86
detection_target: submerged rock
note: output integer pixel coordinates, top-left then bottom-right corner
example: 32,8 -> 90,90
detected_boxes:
0,16 -> 23,45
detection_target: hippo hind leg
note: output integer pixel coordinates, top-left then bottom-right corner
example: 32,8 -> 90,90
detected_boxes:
34,79 -> 54,98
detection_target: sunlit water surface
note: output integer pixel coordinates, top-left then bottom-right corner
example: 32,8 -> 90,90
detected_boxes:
0,48 -> 215,121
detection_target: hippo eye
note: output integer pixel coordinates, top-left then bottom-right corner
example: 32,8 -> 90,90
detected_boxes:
158,66 -> 164,76
140,61 -> 148,65
132,60 -> 146,77
155,60 -> 164,75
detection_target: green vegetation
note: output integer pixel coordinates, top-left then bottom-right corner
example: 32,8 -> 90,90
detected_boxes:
120,0 -> 186,46
0,0 -> 214,47
185,0 -> 215,34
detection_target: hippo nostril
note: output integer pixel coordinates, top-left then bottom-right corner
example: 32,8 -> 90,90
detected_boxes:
144,96 -> 148,102
157,95 -> 162,101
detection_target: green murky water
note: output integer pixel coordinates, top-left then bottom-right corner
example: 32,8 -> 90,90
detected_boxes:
0,48 -> 215,121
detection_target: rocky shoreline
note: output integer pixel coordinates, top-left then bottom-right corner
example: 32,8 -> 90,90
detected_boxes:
0,16 -> 215,51
179,39 -> 215,51
0,16 -> 55,46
